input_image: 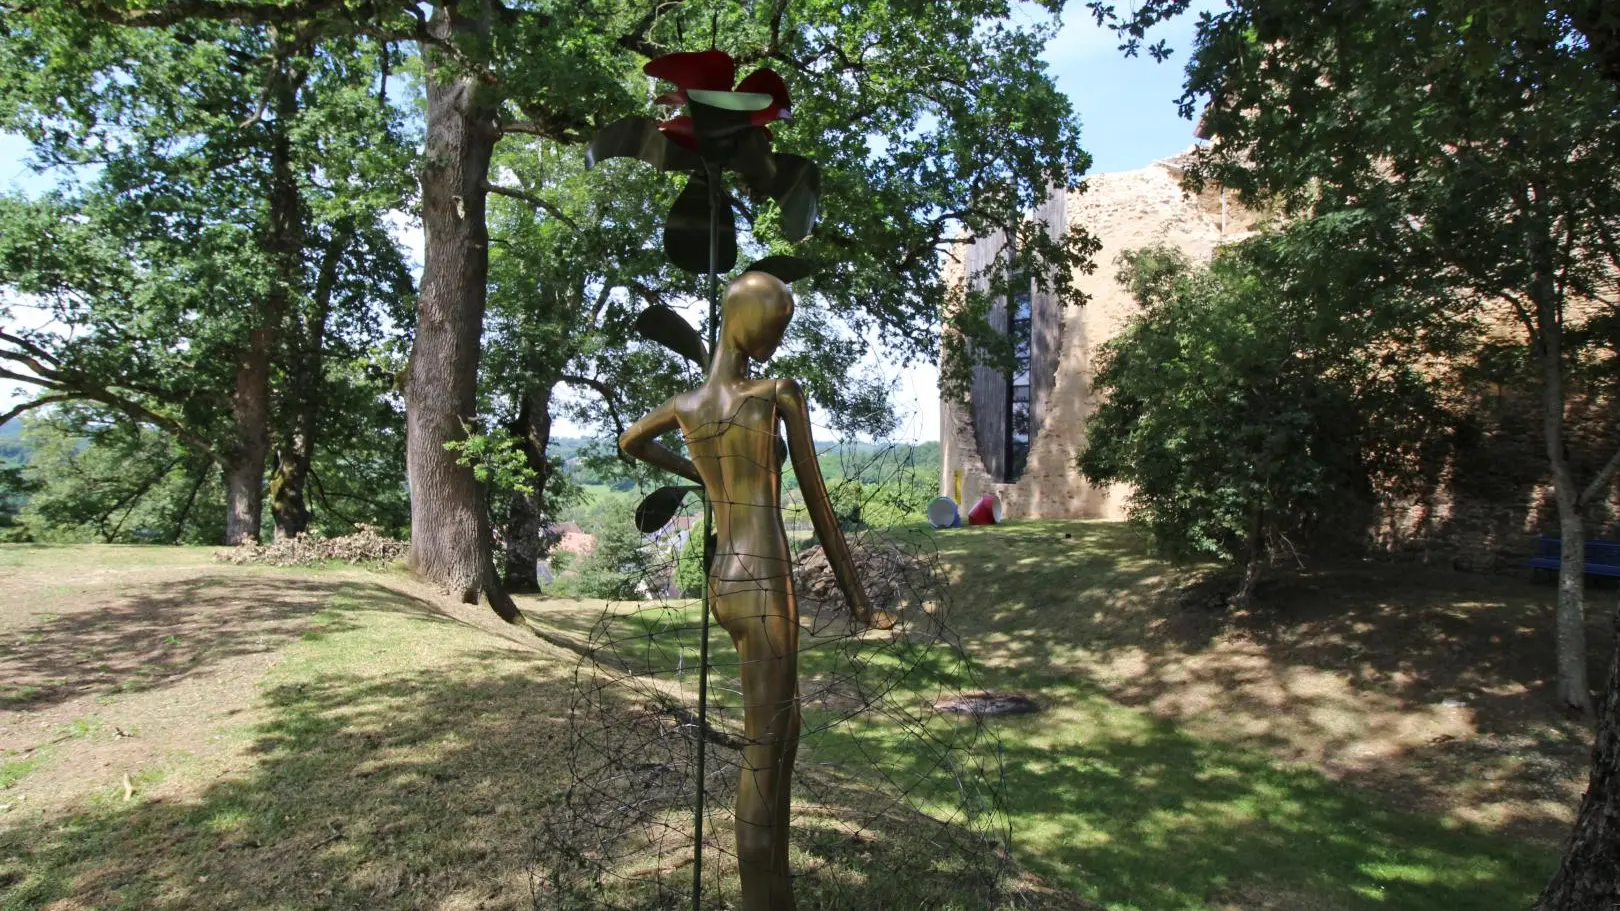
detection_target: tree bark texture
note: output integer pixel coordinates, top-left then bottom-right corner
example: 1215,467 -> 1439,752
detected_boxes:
1536,594 -> 1620,909
226,76 -> 303,545
502,383 -> 557,592
405,16 -> 519,623
271,223 -> 351,539
223,334 -> 273,545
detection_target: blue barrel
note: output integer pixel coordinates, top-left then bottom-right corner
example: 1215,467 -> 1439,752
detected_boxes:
926,496 -> 961,529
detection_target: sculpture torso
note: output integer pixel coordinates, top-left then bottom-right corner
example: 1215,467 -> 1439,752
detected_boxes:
674,376 -> 794,603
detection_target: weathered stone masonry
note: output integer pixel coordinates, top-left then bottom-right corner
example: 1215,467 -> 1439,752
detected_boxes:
939,153 -> 1620,567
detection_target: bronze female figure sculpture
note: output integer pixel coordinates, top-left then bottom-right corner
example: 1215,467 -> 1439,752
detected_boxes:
619,270 -> 886,910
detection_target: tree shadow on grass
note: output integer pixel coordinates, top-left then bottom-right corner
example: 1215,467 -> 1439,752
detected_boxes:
1,647 -> 576,910
0,575 -> 357,712
933,520 -> 1602,846
841,680 -> 1557,911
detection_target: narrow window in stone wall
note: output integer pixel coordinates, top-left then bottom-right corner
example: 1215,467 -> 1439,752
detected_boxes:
1006,271 -> 1033,481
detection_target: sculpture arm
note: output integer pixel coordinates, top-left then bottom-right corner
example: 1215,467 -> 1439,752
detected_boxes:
618,398 -> 702,484
778,379 -> 888,628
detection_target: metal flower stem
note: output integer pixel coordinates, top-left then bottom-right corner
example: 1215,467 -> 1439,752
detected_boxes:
691,161 -> 722,911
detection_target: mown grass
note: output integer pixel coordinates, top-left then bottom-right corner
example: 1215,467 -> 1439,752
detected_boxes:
0,530 -> 1570,910
576,520 -> 1560,910
0,581 -> 577,911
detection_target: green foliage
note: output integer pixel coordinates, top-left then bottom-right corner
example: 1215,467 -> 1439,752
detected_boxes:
569,517 -> 654,601
0,11 -> 415,541
445,428 -> 539,496
802,444 -> 940,529
676,518 -> 708,598
1080,228 -> 1452,572
16,410 -> 226,545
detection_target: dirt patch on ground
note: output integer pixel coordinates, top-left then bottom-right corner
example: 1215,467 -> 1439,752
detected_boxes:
0,561 -> 349,817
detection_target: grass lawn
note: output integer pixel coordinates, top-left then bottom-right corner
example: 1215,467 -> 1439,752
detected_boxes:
0,526 -> 1590,910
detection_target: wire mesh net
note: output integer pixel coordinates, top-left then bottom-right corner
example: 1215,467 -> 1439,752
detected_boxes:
530,432 -> 1016,910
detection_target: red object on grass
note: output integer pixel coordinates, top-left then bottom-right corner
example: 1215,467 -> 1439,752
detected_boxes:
967,495 -> 1003,526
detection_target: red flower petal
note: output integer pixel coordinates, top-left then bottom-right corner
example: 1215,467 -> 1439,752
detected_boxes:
750,106 -> 792,127
654,89 -> 689,107
736,68 -> 791,112
657,115 -> 698,150
644,50 -> 735,92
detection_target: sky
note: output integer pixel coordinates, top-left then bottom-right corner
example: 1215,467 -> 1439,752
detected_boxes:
0,3 -> 1213,443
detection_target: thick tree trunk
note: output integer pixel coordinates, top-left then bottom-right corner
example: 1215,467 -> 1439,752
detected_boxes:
270,223 -> 350,539
1556,501 -> 1593,713
270,446 -> 312,538
503,383 -> 557,592
223,336 -> 273,545
406,16 -> 520,622
1535,595 -> 1620,909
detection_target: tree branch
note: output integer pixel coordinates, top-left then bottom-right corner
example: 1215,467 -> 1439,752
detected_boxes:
0,393 -> 74,426
617,0 -> 685,59
1580,442 -> 1620,508
13,0 -> 337,28
0,330 -> 60,366
558,373 -> 629,443
482,180 -> 581,231
0,365 -> 219,461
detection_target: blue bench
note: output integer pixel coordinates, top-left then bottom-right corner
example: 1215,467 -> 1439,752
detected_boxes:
1526,536 -> 1620,578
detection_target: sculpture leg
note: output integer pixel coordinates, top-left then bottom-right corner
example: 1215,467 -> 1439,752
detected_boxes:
715,587 -> 799,911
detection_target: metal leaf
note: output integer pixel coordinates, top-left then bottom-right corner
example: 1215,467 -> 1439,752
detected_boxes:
728,127 -> 777,197
634,304 -> 708,368
688,99 -> 763,164
664,172 -> 738,275
743,255 -> 816,284
772,154 -> 821,242
635,485 -> 702,534
585,116 -> 701,172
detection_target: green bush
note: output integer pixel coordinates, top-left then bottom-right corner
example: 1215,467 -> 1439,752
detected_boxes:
1080,224 -> 1452,603
569,516 -> 654,600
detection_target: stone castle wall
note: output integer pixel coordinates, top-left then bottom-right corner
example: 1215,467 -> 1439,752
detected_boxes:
939,155 -> 1620,566
940,154 -> 1257,520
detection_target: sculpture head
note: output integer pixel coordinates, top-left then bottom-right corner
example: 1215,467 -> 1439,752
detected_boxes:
721,271 -> 795,362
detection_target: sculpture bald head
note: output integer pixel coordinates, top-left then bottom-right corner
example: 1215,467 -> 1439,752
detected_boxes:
721,271 -> 795,362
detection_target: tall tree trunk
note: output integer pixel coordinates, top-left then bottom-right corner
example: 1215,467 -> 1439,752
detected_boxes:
1536,264 -> 1593,715
225,75 -> 303,545
224,333 -> 273,545
503,383 -> 556,592
1535,595 -> 1620,909
406,12 -> 520,622
271,222 -> 351,539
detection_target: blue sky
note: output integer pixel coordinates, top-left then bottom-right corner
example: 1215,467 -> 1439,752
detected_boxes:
0,4 -> 1212,442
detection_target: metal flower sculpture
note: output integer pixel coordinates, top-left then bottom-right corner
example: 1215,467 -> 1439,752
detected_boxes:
587,49 -> 822,537
588,49 -> 820,290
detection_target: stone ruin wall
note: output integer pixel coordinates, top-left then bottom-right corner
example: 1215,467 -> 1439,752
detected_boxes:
1372,298 -> 1620,570
939,154 -> 1620,568
940,153 -> 1258,521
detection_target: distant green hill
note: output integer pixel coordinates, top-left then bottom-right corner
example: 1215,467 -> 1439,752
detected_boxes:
0,421 -> 26,464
